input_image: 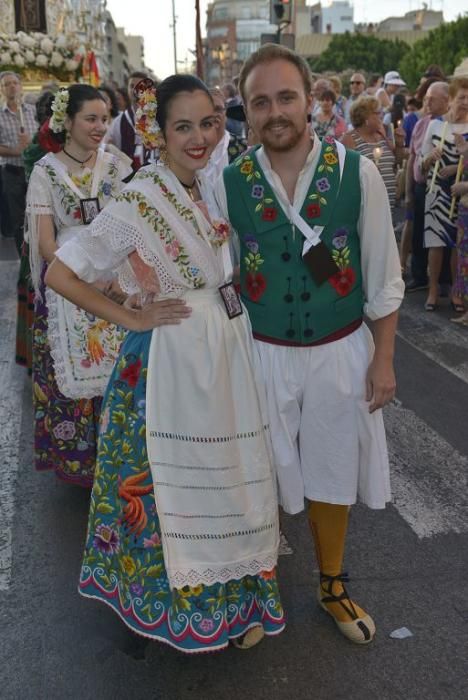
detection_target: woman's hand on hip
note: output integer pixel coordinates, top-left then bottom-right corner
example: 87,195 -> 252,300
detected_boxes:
133,298 -> 192,331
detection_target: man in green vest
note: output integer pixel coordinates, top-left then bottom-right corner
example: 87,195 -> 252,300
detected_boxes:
215,44 -> 404,644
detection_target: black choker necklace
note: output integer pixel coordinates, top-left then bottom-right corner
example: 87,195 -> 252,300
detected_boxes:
63,148 -> 94,167
178,177 -> 196,189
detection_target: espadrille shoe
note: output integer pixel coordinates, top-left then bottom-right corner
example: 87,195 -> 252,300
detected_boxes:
318,573 -> 376,644
231,625 -> 265,649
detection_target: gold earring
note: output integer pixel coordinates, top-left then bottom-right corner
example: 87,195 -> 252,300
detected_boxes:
158,140 -> 168,165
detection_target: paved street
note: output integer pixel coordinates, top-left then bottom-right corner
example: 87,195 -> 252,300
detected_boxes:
0,236 -> 467,700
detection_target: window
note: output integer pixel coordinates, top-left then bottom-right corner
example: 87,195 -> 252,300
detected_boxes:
213,7 -> 228,20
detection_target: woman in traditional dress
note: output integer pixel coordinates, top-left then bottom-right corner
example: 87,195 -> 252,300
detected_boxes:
420,77 -> 468,311
27,84 -> 131,486
45,74 -> 285,653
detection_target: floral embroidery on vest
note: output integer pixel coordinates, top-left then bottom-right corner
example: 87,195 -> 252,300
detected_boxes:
238,155 -> 262,181
235,140 -> 358,306
329,227 -> 356,296
243,233 -> 266,302
236,154 -> 280,223
307,140 -> 340,214
306,203 -> 321,219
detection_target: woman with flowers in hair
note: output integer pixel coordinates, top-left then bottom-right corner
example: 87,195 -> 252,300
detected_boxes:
46,74 -> 284,653
27,84 -> 132,486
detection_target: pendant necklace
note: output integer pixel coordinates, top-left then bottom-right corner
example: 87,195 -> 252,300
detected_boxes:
177,177 -> 197,201
63,148 -> 94,169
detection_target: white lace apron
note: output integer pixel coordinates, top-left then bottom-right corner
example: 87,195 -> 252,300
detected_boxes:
146,287 -> 279,589
141,172 -> 279,588
35,150 -> 126,398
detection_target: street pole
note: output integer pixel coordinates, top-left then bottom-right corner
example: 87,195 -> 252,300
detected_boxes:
195,0 -> 204,79
172,0 -> 178,73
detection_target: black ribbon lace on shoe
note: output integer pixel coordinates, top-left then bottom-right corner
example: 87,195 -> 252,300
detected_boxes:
319,572 -> 360,621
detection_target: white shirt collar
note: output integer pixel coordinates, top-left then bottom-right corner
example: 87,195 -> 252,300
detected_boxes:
256,133 -> 322,212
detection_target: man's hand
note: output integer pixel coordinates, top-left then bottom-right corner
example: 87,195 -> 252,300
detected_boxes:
365,356 -> 396,414
17,131 -> 31,153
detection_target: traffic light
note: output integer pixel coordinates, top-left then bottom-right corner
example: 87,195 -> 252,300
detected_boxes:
271,0 -> 292,24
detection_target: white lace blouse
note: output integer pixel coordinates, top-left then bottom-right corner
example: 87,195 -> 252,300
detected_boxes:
56,163 -> 228,297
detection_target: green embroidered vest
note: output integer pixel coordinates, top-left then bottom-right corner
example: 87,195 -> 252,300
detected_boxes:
223,139 -> 363,345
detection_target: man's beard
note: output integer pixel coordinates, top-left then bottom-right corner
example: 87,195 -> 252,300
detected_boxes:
260,117 -> 307,152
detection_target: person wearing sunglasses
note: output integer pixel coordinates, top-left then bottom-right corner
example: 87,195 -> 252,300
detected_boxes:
344,73 -> 366,127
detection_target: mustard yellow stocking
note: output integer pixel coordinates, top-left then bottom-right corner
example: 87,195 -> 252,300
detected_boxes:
308,501 -> 367,623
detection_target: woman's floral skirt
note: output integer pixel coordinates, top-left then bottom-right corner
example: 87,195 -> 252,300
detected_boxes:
32,271 -> 101,487
79,330 -> 285,653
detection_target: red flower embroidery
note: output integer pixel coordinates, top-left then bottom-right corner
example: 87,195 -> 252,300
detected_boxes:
306,203 -> 321,219
262,207 -> 277,222
73,208 -> 82,220
160,183 -> 169,195
120,358 -> 142,387
246,271 -> 267,302
329,267 -> 356,296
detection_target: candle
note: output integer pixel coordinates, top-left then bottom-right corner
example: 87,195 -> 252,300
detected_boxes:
449,155 -> 464,219
17,95 -> 25,132
429,120 -> 448,193
373,146 -> 382,167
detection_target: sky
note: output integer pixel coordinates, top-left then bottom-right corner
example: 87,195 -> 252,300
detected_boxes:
105,0 -> 467,81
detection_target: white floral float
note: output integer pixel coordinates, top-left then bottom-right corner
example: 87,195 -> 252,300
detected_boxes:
0,31 -> 81,81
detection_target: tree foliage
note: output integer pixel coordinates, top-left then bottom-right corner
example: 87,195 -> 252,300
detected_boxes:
309,32 -> 411,76
398,16 -> 468,90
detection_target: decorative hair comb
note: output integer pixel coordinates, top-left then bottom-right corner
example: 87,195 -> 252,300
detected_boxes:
134,78 -> 162,150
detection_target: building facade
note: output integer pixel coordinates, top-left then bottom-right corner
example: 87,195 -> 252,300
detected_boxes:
308,1 -> 354,35
205,0 -> 276,85
377,8 -> 443,32
103,12 -> 130,87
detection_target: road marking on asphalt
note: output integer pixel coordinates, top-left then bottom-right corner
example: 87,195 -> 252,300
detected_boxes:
397,302 -> 468,384
385,399 -> 468,539
0,260 -> 24,591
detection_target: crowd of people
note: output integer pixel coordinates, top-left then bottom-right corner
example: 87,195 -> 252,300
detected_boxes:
0,43 -> 466,658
